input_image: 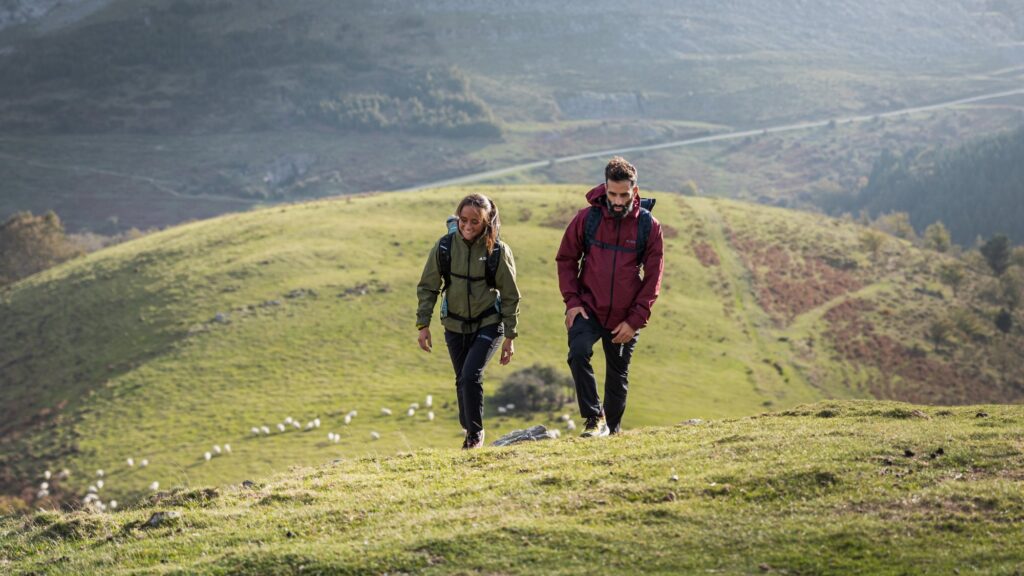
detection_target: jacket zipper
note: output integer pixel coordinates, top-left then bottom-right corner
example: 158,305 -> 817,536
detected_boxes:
466,242 -> 473,329
605,219 -> 621,326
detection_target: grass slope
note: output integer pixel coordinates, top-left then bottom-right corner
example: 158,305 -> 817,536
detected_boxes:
1,186 -> 1020,512
1,401 -> 1022,574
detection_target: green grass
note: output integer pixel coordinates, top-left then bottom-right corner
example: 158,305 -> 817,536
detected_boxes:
2,185 -> 1020,513
2,400 -> 1022,574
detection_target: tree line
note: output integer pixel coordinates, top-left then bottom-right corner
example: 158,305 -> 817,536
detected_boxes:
826,124 -> 1024,246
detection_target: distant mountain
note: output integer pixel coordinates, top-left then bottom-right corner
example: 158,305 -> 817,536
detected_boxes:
1,0 -> 1022,234
0,0 -> 1018,134
832,125 -> 1024,245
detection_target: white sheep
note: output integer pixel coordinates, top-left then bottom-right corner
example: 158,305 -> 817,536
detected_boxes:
427,411 -> 435,421
314,418 -> 321,428
497,406 -> 507,414
506,403 -> 515,410
251,427 -> 261,435
344,414 -> 352,425
96,469 -> 105,478
277,423 -> 286,432
204,452 -> 212,461
140,459 -> 149,468
96,480 -> 104,489
213,445 -> 222,454
327,432 -> 335,442
43,470 -> 52,480
224,444 -> 232,453
40,482 -> 49,490
370,431 -> 380,440
149,481 -> 159,491
549,429 -> 561,439
410,402 -> 420,410
380,408 -> 392,416
88,485 -> 98,494
261,426 -> 271,435
58,468 -> 70,479
126,457 -> 135,467
560,414 -> 571,422
566,420 -> 576,431
347,410 -> 358,418
285,417 -> 294,424
109,500 -> 118,510
305,421 -> 314,430
291,421 -> 301,429
37,489 -> 49,499
425,395 -> 433,407
407,408 -> 416,417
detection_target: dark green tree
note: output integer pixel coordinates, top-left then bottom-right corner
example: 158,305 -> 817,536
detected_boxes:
980,234 -> 1011,276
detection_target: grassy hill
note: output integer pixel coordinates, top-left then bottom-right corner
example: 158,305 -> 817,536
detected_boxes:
2,400 -> 1022,574
1,186 -> 1022,514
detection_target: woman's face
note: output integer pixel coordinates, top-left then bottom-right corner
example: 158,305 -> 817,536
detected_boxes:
458,205 -> 487,242
458,203 -> 485,239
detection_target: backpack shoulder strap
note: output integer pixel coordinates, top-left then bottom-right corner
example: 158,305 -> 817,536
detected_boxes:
636,208 -> 652,265
485,240 -> 502,289
437,232 -> 454,291
582,206 -> 603,255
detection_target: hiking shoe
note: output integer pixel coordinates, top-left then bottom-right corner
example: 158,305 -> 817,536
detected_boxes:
463,430 -> 485,450
580,416 -> 609,438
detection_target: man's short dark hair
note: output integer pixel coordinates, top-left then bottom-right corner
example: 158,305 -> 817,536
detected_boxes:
605,156 -> 637,185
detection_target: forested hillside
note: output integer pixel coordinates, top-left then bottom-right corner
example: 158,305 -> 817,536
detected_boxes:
833,125 -> 1024,245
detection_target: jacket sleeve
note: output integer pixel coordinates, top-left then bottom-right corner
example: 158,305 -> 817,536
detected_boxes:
625,217 -> 665,331
555,210 -> 587,311
495,242 -> 521,339
416,242 -> 442,328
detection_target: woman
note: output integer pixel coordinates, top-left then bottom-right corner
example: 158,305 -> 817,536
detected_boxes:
416,194 -> 520,449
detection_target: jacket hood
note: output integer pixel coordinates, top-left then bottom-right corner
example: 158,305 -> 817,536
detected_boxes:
585,182 -> 641,218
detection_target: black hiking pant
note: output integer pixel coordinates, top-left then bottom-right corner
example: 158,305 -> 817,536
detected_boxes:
445,323 -> 503,436
567,314 -> 639,434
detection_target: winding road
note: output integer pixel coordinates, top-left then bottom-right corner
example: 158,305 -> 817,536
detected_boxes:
398,87 -> 1024,192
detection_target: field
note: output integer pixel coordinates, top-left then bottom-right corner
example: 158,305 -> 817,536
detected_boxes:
2,401 -> 1022,574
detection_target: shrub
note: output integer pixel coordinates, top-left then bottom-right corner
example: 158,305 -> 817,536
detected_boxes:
492,364 -> 574,413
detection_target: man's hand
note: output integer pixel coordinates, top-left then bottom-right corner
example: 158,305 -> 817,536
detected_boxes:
418,327 -> 432,352
610,321 -> 636,344
565,306 -> 589,330
500,337 -> 515,365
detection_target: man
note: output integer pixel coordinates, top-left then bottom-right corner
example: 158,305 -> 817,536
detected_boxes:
555,156 -> 665,436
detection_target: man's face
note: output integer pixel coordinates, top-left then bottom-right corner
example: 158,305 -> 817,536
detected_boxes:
605,179 -> 637,218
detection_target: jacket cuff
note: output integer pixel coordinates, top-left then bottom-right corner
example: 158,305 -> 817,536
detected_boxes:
625,313 -> 646,331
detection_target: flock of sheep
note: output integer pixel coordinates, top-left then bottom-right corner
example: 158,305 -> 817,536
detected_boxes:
40,393 -> 579,511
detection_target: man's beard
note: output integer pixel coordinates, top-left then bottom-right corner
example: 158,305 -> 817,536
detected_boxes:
608,198 -> 628,219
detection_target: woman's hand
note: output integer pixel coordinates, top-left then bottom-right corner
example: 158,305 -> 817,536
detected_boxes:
500,337 -> 515,365
418,327 -> 432,352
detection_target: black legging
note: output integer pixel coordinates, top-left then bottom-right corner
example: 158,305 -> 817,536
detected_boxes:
444,323 -> 504,435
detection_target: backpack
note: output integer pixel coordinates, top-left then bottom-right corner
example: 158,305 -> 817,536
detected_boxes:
436,217 -> 502,325
582,197 -> 656,266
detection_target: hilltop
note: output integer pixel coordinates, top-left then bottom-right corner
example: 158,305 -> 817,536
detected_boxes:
2,400 -> 1022,574
1,185 -> 1021,514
